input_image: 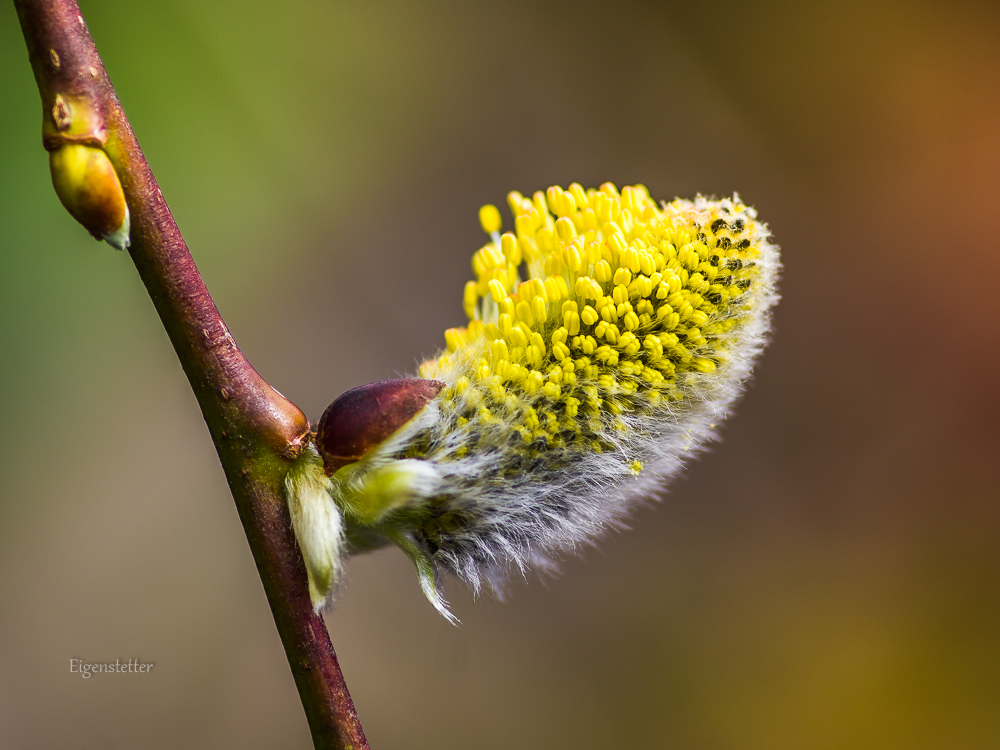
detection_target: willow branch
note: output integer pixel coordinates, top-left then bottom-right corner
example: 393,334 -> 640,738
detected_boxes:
14,2 -> 368,748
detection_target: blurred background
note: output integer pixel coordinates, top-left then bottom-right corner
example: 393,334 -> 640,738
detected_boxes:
2,0 -> 999,747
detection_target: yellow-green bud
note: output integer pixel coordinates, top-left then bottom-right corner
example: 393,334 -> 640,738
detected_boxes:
49,143 -> 130,250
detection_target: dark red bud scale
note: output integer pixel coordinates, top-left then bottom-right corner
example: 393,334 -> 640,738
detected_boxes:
316,378 -> 444,475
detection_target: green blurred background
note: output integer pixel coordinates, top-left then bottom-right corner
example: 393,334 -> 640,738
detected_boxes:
2,1 -> 999,747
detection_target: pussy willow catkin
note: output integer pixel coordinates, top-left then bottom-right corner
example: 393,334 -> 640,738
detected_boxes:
287,182 -> 779,621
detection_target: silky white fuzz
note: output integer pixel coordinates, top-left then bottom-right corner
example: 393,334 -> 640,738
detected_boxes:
285,446 -> 346,611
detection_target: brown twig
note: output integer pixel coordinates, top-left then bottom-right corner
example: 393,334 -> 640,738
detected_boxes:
13,2 -> 369,748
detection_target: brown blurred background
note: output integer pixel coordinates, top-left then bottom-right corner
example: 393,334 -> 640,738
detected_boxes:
2,0 -> 999,747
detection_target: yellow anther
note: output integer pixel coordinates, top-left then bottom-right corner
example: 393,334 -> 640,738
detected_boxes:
692,358 -> 716,373
613,267 -> 632,287
595,346 -> 619,365
638,252 -> 655,276
479,204 -> 502,234
595,192 -> 610,223
533,191 -> 549,219
689,272 -> 709,292
609,198 -> 622,223
444,328 -> 465,352
478,248 -> 501,274
563,244 -> 582,271
507,191 -> 525,216
663,272 -> 682,294
464,279 -> 479,305
488,279 -> 507,303
619,330 -> 639,351
609,233 -> 627,255
515,214 -> 535,240
544,252 -> 562,276
472,252 -> 488,280
530,331 -> 546,352
546,185 -> 562,213
499,313 -> 514,336
564,310 -> 581,336
628,275 -> 651,299
623,312 -> 640,331
581,305 -> 599,326
552,342 -> 570,361
569,182 -> 588,208
558,190 -> 576,217
499,297 -> 516,317
510,325 -> 529,347
531,295 -> 548,323
565,397 -> 580,418
492,339 -> 510,362
659,310 -> 680,329
612,284 -> 629,306
678,243 -> 699,270
544,276 -> 564,302
527,345 -> 543,366
536,227 -> 555,253
621,248 -> 641,274
542,382 -> 561,399
594,260 -> 613,283
585,240 -> 602,265
690,310 -> 709,327
551,326 -> 568,345
555,216 -> 576,242
500,232 -> 518,262
515,300 -> 535,327
621,186 -> 639,213
553,276 -> 569,298
575,277 -> 602,300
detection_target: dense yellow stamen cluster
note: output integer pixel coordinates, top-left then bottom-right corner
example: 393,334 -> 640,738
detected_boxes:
419,183 -> 764,457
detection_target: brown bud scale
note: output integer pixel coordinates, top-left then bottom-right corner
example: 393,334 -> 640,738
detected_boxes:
316,378 -> 444,475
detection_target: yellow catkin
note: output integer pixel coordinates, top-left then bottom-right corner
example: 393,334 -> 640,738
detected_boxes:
421,185 -> 768,452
